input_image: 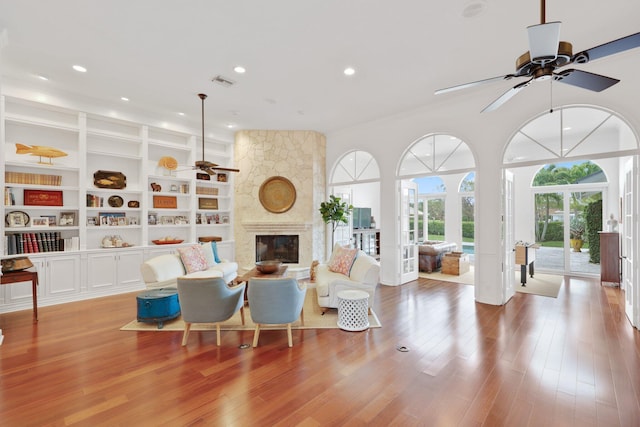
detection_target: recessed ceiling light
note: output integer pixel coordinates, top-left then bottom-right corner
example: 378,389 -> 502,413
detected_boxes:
233,66 -> 246,74
563,126 -> 572,131
344,67 -> 356,76
226,123 -> 236,129
72,65 -> 87,73
177,112 -> 185,116
37,75 -> 49,81
120,97 -> 129,102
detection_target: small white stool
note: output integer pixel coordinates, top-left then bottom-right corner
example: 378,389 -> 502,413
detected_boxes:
337,290 -> 370,331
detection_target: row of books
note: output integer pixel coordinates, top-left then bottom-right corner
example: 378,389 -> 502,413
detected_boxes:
5,171 -> 62,186
5,232 -> 65,255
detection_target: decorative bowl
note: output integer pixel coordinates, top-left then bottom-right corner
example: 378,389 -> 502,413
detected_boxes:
255,260 -> 282,274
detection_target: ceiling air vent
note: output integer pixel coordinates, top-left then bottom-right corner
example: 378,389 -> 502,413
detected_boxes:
211,75 -> 236,87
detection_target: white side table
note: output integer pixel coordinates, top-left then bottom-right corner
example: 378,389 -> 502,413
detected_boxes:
337,289 -> 370,331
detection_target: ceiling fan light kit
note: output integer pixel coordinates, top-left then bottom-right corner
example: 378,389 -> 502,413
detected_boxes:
435,0 -> 640,112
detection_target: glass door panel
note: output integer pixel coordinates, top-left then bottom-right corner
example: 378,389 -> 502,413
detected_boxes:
534,191 -> 565,271
569,190 -> 602,275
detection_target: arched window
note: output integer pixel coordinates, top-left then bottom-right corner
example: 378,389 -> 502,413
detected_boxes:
504,106 -> 638,166
399,134 -> 474,177
331,150 -> 379,185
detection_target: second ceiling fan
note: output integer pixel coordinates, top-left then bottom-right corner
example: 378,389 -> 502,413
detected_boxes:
435,0 -> 640,112
193,93 -> 240,175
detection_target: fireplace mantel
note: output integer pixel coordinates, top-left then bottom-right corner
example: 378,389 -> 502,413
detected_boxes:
242,222 -> 313,232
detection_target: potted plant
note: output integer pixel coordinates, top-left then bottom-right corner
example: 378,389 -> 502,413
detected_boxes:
319,195 -> 353,232
570,216 -> 586,252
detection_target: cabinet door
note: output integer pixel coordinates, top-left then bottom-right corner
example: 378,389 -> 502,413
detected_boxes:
87,253 -> 117,290
47,254 -> 81,295
116,250 -> 144,288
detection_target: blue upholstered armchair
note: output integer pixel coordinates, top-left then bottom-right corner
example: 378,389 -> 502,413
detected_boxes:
177,276 -> 245,346
247,277 -> 307,347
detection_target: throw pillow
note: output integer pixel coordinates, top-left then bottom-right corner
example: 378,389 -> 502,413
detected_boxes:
211,241 -> 221,263
177,245 -> 208,273
328,246 -> 358,276
199,242 -> 217,267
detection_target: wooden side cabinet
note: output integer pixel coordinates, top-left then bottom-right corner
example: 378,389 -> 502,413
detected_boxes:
600,232 -> 620,285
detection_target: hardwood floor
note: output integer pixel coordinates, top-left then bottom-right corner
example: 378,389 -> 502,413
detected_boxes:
1,276 -> 639,426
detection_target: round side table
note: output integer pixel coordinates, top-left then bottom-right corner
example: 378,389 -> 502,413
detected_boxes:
337,289 -> 370,331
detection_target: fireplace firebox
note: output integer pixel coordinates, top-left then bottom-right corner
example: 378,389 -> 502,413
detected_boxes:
256,235 -> 299,263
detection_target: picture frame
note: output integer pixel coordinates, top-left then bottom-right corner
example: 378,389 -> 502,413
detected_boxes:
195,213 -> 202,224
5,211 -> 29,227
41,215 -> 57,226
31,217 -> 49,227
198,197 -> 218,210
174,215 -> 189,225
222,215 -> 230,224
153,195 -> 178,209
196,173 -> 210,181
59,211 -> 76,226
128,216 -> 139,225
160,216 -> 175,225
117,217 -> 127,226
148,213 -> 157,225
217,173 -> 227,182
99,211 -> 125,226
23,189 -> 63,206
87,216 -> 98,226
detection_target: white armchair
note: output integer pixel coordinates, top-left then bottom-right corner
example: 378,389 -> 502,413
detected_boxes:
315,249 -> 380,312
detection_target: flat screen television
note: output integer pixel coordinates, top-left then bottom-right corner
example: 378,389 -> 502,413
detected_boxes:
353,207 -> 371,229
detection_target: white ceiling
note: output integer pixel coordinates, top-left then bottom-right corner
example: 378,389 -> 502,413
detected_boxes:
1,0 -> 639,141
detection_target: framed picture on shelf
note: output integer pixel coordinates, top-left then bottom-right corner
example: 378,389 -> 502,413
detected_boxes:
217,173 -> 227,182
153,195 -> 177,209
196,173 -> 210,181
222,215 -> 229,224
174,215 -> 189,225
31,217 -> 49,227
195,213 -> 202,224
24,189 -> 63,206
99,212 -> 125,226
5,211 -> 29,227
87,216 -> 98,226
59,211 -> 76,226
198,197 -> 218,210
41,215 -> 56,226
148,213 -> 157,225
117,217 -> 127,226
128,216 -> 139,225
160,216 -> 175,225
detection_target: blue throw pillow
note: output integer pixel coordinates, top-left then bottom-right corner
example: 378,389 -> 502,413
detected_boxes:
211,241 -> 221,263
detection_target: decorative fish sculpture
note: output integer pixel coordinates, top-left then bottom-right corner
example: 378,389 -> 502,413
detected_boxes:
15,143 -> 68,164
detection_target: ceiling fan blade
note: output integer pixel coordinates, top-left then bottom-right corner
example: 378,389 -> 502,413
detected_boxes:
212,167 -> 240,173
572,32 -> 640,63
481,78 -> 533,113
554,69 -> 619,92
435,74 -> 516,95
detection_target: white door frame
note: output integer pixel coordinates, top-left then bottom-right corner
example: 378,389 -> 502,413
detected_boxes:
399,180 -> 419,283
623,157 -> 638,328
503,170 -> 515,302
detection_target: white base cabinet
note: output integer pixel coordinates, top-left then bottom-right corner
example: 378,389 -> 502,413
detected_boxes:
87,250 -> 144,292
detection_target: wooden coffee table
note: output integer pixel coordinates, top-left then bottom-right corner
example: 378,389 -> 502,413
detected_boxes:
235,265 -> 289,302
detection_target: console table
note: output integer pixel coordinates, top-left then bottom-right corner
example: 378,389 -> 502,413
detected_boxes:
1,270 -> 39,321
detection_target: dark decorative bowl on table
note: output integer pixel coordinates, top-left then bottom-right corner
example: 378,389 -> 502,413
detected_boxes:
255,260 -> 282,274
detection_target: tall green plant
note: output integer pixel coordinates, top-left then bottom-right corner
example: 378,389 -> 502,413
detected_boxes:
585,199 -> 603,264
319,195 -> 353,232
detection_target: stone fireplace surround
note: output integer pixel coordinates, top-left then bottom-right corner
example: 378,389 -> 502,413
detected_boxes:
234,130 -> 326,272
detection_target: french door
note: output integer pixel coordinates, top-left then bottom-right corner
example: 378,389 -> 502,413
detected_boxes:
503,170 -> 515,302
623,157 -> 638,328
399,180 -> 418,283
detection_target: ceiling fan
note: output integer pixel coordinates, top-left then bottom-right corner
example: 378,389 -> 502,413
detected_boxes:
193,93 -> 240,175
435,0 -> 640,112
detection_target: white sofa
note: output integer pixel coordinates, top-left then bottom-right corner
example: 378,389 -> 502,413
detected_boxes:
315,249 -> 380,311
141,250 -> 238,290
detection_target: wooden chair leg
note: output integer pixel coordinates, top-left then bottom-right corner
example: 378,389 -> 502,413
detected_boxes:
287,324 -> 293,347
216,324 -> 221,346
240,306 -> 245,325
252,324 -> 261,347
182,323 -> 192,346
300,308 -> 305,326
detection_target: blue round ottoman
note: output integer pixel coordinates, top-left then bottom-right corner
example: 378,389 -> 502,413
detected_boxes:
136,288 -> 180,329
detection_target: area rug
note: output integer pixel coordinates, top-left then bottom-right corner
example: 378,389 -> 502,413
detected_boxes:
419,267 -> 475,285
419,267 -> 563,298
121,289 -> 381,331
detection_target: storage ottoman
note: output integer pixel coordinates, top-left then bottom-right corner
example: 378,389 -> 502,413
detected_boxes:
136,289 -> 180,329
